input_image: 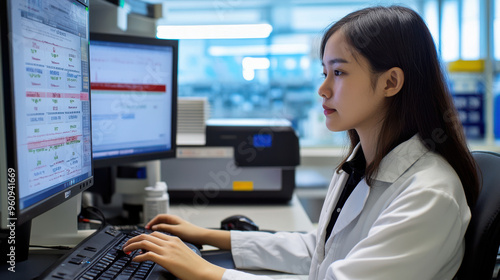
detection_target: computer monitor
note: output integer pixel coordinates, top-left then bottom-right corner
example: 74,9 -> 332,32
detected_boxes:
87,33 -> 177,219
89,33 -> 178,168
0,0 -> 92,262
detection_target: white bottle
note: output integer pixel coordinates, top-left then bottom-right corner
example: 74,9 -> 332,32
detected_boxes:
143,181 -> 170,224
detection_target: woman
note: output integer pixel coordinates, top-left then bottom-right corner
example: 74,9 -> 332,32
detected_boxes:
123,6 -> 479,280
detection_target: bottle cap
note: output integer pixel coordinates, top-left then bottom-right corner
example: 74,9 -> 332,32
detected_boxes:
155,181 -> 168,191
145,185 -> 165,197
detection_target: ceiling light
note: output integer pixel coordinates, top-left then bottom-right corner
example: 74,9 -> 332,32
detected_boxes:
208,44 -> 310,56
157,23 -> 273,39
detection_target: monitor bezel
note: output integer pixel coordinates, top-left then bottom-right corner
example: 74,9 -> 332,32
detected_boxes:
0,0 -> 94,228
89,33 -> 178,169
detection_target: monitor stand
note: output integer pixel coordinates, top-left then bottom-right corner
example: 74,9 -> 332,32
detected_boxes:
30,194 -> 94,247
116,160 -> 161,225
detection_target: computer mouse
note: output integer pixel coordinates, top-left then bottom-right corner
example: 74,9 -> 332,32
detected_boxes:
220,215 -> 259,231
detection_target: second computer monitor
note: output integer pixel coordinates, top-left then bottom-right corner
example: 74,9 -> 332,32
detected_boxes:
89,33 -> 178,168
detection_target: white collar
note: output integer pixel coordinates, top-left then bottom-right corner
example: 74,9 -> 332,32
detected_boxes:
348,134 -> 429,183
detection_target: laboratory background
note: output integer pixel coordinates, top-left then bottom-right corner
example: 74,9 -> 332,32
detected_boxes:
90,0 -> 500,223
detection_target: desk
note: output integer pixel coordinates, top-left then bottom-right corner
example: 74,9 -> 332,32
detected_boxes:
169,195 -> 315,232
170,195 -> 314,279
0,195 -> 314,279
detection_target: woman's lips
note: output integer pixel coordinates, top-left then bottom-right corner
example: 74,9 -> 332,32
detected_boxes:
323,105 -> 336,115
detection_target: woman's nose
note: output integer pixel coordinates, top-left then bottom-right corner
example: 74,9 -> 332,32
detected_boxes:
318,78 -> 332,99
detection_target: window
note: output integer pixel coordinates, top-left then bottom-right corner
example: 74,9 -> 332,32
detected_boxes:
461,0 -> 480,59
423,0 -> 440,50
441,0 -> 460,62
161,0 -> 475,147
495,0 -> 500,60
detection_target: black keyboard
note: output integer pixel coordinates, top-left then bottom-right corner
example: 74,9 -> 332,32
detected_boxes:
38,225 -> 201,280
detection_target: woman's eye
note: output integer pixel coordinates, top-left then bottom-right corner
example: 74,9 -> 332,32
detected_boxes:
322,73 -> 327,79
334,70 -> 343,76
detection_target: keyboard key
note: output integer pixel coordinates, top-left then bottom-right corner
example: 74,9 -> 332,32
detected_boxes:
69,257 -> 83,265
84,246 -> 97,252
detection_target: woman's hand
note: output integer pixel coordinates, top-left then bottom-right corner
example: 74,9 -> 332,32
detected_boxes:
123,232 -> 225,280
145,214 -> 231,250
145,214 -> 207,245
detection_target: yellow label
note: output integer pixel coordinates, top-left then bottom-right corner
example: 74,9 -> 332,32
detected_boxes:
232,181 -> 254,191
448,59 -> 484,72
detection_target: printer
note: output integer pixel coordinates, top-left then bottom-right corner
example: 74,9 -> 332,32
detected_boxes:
161,119 -> 300,203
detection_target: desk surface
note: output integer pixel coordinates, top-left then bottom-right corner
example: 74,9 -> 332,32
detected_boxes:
0,194 -> 314,279
169,195 -> 315,232
170,195 -> 313,279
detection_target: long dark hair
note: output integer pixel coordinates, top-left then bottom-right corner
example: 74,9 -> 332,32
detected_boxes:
320,6 -> 480,207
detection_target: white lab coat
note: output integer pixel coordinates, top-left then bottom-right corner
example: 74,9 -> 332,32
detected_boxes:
222,135 -> 471,280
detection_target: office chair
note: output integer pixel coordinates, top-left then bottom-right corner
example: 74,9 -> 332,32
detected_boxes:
455,151 -> 500,280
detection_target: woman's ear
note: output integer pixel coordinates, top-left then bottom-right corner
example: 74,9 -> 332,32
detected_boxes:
382,67 -> 404,97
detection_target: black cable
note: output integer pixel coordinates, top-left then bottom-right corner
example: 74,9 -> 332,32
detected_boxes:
80,206 -> 107,229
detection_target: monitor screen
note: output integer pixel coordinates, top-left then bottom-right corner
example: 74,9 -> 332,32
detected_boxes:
89,33 -> 177,168
0,0 -> 92,227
